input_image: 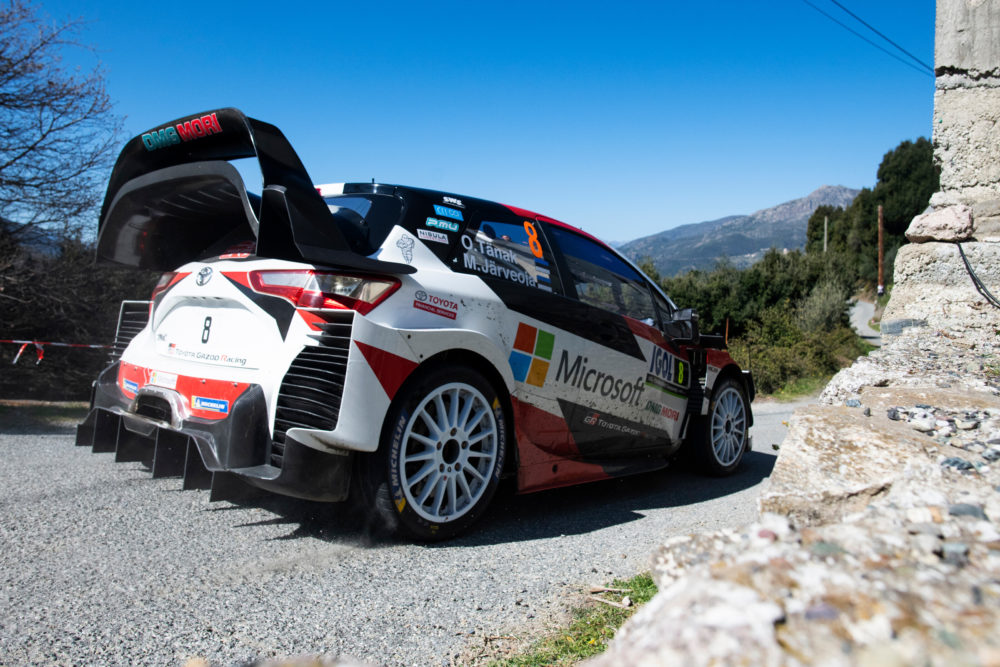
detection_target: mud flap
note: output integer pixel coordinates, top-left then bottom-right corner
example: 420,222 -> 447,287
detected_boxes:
182,445 -> 213,490
209,471 -> 268,503
75,410 -> 96,447
75,407 -> 352,504
151,429 -> 189,478
77,409 -> 120,453
115,414 -> 156,464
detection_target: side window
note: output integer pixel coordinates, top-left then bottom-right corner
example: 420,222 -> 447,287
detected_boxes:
458,218 -> 560,293
547,225 -> 657,323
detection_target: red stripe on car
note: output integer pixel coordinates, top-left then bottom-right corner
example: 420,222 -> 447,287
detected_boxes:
510,397 -> 611,493
353,341 -> 419,400
221,271 -> 251,288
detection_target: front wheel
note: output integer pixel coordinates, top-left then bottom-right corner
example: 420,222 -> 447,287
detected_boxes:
691,377 -> 749,476
362,365 -> 507,541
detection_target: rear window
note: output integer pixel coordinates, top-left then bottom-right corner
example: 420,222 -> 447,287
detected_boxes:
323,194 -> 404,255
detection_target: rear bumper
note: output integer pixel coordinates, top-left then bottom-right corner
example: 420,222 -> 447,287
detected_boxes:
76,362 -> 352,502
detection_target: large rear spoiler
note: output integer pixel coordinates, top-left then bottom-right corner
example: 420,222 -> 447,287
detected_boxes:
96,107 -> 414,274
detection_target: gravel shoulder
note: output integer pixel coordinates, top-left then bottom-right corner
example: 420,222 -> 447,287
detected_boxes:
0,400 -> 795,666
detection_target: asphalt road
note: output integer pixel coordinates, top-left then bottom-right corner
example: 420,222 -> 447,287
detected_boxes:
0,398 -> 807,666
850,299 -> 881,347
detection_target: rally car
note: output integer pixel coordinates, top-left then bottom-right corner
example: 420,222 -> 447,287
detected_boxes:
77,108 -> 754,540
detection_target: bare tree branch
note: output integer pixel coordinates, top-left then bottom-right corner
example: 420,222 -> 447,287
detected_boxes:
0,0 -> 123,236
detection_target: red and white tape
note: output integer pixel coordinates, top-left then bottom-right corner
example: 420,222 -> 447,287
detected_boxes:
0,339 -> 111,365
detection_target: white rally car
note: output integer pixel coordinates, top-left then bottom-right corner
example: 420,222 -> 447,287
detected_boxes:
77,108 -> 754,540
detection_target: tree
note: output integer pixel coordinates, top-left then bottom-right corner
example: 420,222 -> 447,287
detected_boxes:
0,233 -> 153,399
0,2 -> 140,400
873,137 -> 939,236
804,137 -> 938,285
0,0 -> 122,238
805,204 -> 845,255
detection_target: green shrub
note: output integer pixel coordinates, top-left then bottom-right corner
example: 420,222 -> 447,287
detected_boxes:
730,324 -> 868,395
796,281 -> 848,333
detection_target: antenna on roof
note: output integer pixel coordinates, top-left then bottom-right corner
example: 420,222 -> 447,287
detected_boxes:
371,178 -> 375,184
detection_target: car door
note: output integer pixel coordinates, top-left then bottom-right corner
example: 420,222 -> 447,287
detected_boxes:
448,209 -> 630,465
542,222 -> 689,458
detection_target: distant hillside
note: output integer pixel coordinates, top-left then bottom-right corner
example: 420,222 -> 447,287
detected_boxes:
620,185 -> 860,276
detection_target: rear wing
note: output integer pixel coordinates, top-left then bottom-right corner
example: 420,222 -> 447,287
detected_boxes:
96,107 -> 414,274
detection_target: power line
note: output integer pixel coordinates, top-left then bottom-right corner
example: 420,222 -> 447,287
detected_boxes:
800,0 -> 933,77
828,0 -> 934,74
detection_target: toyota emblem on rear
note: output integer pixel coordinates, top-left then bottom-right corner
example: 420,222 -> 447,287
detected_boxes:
196,267 -> 213,286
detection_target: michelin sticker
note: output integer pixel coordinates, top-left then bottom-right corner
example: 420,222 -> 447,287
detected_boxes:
193,396 -> 229,414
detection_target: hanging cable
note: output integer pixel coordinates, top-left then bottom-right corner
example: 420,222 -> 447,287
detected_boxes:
828,0 -> 934,73
800,0 -> 933,78
955,242 -> 1000,310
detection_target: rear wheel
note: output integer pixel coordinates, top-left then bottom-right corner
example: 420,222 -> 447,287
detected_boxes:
692,377 -> 749,476
362,365 -> 507,541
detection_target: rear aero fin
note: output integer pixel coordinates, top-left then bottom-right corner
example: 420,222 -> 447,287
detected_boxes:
97,107 -> 414,275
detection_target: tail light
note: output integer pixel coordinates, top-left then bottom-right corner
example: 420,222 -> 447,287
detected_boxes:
248,270 -> 400,315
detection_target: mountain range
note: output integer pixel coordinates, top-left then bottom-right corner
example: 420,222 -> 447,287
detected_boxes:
619,185 -> 860,276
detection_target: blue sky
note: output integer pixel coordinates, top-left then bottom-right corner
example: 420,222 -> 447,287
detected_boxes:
41,0 -> 935,243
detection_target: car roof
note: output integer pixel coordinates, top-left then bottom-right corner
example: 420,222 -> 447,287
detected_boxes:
331,182 -> 615,254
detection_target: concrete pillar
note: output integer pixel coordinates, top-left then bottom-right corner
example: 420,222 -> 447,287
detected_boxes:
884,0 -> 1000,335
931,0 -> 1000,218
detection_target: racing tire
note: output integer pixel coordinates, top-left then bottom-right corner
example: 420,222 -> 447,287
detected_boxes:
361,365 -> 507,541
691,377 -> 749,476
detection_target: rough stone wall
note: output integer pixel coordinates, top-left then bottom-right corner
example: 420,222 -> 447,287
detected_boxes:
884,0 -> 1000,334
589,330 -> 1000,666
588,4 -> 1000,664
932,0 -> 1000,213
936,0 -> 1000,74
883,241 -> 1000,334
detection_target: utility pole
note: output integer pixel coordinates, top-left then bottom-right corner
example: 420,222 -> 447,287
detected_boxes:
877,205 -> 885,297
823,215 -> 828,253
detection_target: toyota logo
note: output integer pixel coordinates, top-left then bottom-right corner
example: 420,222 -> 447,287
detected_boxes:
196,267 -> 213,286
415,290 -> 428,302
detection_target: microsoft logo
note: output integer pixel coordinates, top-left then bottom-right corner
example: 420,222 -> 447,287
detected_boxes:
508,323 -> 554,387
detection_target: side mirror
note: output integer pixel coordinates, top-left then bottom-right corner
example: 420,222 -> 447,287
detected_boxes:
665,308 -> 700,344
